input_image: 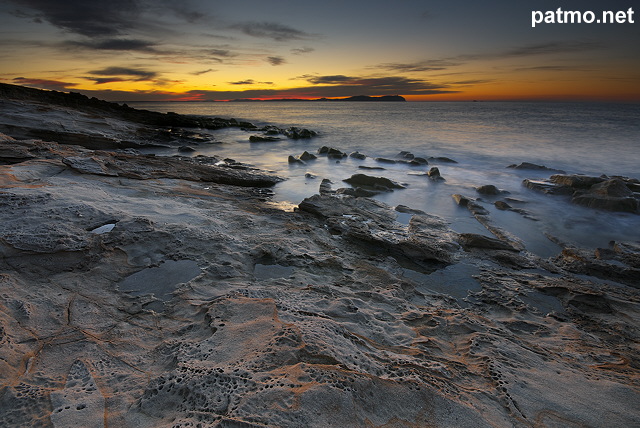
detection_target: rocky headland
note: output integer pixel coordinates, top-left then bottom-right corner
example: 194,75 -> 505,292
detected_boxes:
0,84 -> 638,427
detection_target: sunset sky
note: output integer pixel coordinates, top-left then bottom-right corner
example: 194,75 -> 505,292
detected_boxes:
0,0 -> 638,101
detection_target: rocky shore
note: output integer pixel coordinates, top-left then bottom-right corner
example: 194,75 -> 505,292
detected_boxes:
1,85 -> 639,427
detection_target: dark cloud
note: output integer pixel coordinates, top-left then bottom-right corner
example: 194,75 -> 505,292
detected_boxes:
65,38 -> 156,51
291,47 -> 314,55
377,60 -> 456,73
307,75 -> 355,84
89,66 -> 158,80
513,65 -> 591,72
230,21 -> 313,41
267,56 -> 285,66
85,77 -> 127,84
502,41 -> 601,57
9,0 -> 140,37
191,68 -> 216,76
211,49 -> 233,57
228,79 -> 256,85
12,77 -> 77,91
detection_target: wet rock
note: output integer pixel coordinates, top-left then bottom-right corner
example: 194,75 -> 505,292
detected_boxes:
288,155 -> 305,164
249,135 -> 280,142
375,157 -> 397,164
457,233 -> 518,251
283,127 -> 317,139
395,205 -> 427,215
335,187 -> 381,197
429,156 -> 457,163
508,162 -> 565,173
318,146 -> 347,158
452,194 -> 470,207
476,184 -> 501,195
319,178 -> 335,195
349,151 -> 366,160
299,151 -> 317,162
358,165 -> 385,170
412,157 -> 428,165
343,174 -> 405,191
397,151 -> 413,159
523,179 -> 572,195
494,201 -> 511,210
298,193 -> 459,266
550,174 -> 605,189
427,167 -> 444,180
178,145 -> 196,152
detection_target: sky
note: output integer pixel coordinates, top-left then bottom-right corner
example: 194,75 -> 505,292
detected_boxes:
0,0 -> 638,101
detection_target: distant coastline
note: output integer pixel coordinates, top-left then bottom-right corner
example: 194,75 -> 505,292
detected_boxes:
228,95 -> 406,102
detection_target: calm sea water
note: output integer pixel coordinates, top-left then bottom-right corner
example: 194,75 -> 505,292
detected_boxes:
131,101 -> 640,255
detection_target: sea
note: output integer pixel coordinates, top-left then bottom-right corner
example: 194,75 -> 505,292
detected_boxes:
130,101 -> 640,257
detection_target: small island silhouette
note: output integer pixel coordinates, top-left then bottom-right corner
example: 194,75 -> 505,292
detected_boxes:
229,95 -> 406,102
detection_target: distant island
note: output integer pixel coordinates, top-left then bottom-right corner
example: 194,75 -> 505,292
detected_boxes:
229,95 -> 406,102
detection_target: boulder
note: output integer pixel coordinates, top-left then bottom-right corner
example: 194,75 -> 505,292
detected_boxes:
283,127 -> 317,139
318,146 -> 347,158
343,174 -> 405,191
288,155 -> 305,164
550,174 -> 605,189
374,157 -> 397,164
476,185 -> 501,195
249,135 -> 280,142
299,151 -> 317,161
427,167 -> 443,180
349,151 -> 366,160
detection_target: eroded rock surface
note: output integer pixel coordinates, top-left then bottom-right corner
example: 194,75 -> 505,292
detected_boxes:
1,96 -> 639,427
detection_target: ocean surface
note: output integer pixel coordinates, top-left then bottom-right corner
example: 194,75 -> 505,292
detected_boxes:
131,101 -> 640,256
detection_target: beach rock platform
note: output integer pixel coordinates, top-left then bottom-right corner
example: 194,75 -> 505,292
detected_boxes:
1,86 -> 639,427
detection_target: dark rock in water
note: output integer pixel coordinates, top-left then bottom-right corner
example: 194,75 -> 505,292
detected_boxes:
429,157 -> 457,163
349,151 -> 367,160
283,127 -> 317,139
457,233 -> 519,251
550,174 -> 605,189
507,162 -> 565,173
452,194 -> 470,207
527,175 -> 639,214
588,178 -> 633,198
299,151 -> 317,161
572,193 -> 638,213
343,174 -> 405,191
476,185 -> 501,195
249,135 -> 280,142
318,146 -> 347,158
288,155 -> 305,164
375,157 -> 397,164
319,178 -> 334,195
178,146 -> 196,153
523,179 -> 572,195
427,167 -> 444,180
305,173 -> 316,179
397,151 -> 415,160
494,201 -> 511,210
358,165 -> 385,170
412,157 -> 428,165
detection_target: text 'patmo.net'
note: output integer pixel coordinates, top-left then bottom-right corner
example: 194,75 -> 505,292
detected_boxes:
532,8 -> 635,27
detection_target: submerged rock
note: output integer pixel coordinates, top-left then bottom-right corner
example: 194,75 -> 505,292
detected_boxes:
349,151 -> 367,160
249,135 -> 280,142
429,156 -> 457,163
